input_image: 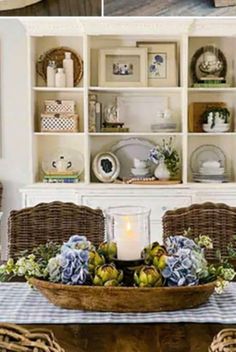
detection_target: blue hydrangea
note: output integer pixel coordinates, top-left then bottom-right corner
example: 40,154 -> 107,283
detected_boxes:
61,235 -> 94,253
47,235 -> 91,285
161,236 -> 209,287
149,147 -> 163,165
165,235 -> 199,255
60,247 -> 89,285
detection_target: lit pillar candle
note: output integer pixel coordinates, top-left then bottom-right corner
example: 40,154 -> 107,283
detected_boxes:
116,217 -> 143,260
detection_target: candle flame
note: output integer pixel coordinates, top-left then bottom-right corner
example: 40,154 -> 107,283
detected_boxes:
126,221 -> 131,232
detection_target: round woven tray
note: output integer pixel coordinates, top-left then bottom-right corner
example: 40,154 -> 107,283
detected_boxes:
30,278 -> 216,312
36,47 -> 83,86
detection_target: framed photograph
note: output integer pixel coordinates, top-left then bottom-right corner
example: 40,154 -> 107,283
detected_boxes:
98,48 -> 148,87
137,42 -> 178,87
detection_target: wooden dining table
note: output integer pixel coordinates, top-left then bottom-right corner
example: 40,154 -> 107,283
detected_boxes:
19,323 -> 236,351
0,0 -> 101,16
1,281 -> 236,352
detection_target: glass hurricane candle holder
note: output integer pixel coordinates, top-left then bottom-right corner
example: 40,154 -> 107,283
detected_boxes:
105,206 -> 151,261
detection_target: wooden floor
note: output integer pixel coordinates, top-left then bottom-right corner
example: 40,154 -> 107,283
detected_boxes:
24,323 -> 236,351
104,0 -> 236,16
0,0 -> 101,16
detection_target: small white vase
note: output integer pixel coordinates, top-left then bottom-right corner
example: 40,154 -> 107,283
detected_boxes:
154,160 -> 170,180
47,60 -> 56,87
63,52 -> 74,88
55,68 -> 66,88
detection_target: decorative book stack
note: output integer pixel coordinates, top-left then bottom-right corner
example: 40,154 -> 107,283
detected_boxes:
43,171 -> 80,184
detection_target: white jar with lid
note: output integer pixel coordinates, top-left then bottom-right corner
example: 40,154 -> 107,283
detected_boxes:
47,60 -> 56,87
55,68 -> 66,88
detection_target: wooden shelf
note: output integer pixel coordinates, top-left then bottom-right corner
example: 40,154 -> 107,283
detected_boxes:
89,87 -> 183,93
34,132 -> 85,136
33,87 -> 84,92
188,132 -> 236,136
188,87 -> 236,93
89,132 -> 183,137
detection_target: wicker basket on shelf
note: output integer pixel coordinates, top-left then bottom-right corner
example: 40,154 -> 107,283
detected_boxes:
0,323 -> 64,352
209,329 -> 236,351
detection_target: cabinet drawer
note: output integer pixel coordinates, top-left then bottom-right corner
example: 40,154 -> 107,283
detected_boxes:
81,195 -> 192,221
197,193 -> 236,207
23,193 -> 78,207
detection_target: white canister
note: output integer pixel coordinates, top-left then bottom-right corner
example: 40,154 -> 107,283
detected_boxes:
55,68 -> 66,88
63,52 -> 74,87
47,60 -> 56,87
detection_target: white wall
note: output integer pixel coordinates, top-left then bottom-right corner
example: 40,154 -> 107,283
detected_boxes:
0,19 -> 31,259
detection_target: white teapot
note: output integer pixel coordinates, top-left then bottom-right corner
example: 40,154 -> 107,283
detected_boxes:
52,155 -> 72,172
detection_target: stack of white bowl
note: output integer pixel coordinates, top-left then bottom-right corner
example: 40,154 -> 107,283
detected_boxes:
193,161 -> 228,183
131,158 -> 150,177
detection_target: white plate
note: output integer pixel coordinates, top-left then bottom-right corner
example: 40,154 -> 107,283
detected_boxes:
111,138 -> 155,179
151,123 -> 177,132
92,152 -> 120,183
199,167 -> 225,175
42,149 -> 84,176
193,179 -> 228,184
190,144 -> 226,173
131,167 -> 150,176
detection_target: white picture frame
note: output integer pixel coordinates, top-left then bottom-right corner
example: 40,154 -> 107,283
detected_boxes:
137,42 -> 178,87
98,48 -> 148,87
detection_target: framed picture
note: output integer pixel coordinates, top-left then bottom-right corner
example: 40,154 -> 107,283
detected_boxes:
98,48 -> 148,87
137,42 -> 178,87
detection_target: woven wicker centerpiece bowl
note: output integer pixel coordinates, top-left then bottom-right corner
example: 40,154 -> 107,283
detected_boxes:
30,278 -> 215,312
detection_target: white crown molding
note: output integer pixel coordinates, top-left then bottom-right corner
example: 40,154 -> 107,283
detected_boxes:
19,18 -> 236,38
19,18 -> 85,36
79,18 -> 194,36
189,18 -> 236,36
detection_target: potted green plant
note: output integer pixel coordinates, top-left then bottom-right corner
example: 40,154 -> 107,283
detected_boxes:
149,137 -> 180,180
202,106 -> 230,132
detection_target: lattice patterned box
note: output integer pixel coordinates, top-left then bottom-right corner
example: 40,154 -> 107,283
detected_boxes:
40,113 -> 79,133
44,100 -> 75,114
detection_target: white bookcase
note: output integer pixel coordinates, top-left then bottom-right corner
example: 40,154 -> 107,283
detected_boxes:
19,18 -> 236,243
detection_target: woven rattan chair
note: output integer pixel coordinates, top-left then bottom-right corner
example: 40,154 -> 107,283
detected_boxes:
8,201 -> 105,259
209,328 -> 236,352
162,202 -> 236,261
0,323 -> 64,351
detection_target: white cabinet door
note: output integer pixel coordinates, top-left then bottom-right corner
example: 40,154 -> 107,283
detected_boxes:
196,192 -> 236,207
22,192 -> 78,207
81,194 -> 193,231
150,220 -> 163,244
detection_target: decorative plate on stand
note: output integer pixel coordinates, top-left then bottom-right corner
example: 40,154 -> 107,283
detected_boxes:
92,152 -> 120,183
41,149 -> 84,177
190,144 -> 226,173
0,0 -> 41,10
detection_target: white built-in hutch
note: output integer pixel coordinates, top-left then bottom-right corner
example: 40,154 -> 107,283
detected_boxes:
20,18 -> 236,243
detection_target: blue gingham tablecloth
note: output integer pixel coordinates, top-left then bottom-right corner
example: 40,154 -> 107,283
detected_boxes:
0,282 -> 236,324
